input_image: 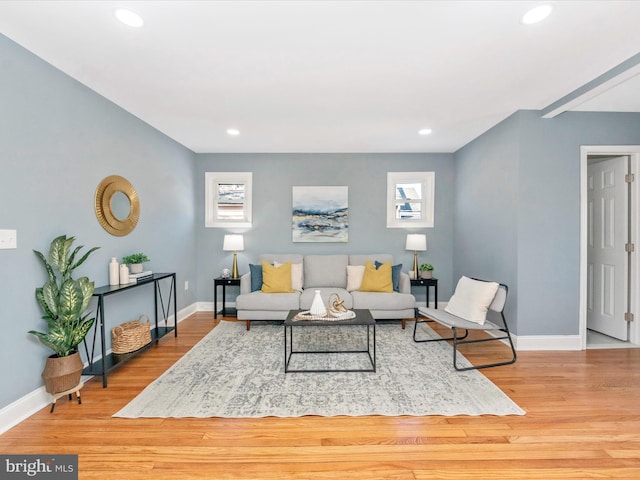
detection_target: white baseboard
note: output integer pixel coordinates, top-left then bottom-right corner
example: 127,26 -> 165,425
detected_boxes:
205,301 -> 236,312
198,301 -> 215,311
0,386 -> 50,435
418,302 -> 581,351
0,302 -> 197,435
514,334 -> 582,351
178,302 -> 199,319
486,331 -> 581,351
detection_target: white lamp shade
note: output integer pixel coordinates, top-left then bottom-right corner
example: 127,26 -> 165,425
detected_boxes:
405,233 -> 427,251
223,234 -> 244,251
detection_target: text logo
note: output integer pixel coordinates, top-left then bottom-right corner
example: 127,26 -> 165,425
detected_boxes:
1,455 -> 77,479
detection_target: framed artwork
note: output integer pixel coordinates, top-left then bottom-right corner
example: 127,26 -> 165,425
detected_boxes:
292,186 -> 348,242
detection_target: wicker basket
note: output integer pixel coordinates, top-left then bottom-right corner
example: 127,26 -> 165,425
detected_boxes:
41,351 -> 84,394
111,315 -> 151,354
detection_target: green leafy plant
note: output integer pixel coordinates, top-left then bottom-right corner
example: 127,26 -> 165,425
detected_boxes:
419,263 -> 434,272
30,235 -> 99,357
122,253 -> 150,264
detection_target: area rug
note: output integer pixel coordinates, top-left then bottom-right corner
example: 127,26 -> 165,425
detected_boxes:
114,320 -> 525,418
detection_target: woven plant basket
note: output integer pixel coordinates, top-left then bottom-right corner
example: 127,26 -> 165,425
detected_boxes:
41,351 -> 83,394
111,315 -> 151,354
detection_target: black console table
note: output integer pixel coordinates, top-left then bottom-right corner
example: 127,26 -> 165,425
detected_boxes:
82,273 -> 177,387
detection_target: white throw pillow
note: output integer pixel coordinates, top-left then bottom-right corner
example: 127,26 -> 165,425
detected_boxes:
444,276 -> 500,325
346,265 -> 365,291
275,261 -> 304,292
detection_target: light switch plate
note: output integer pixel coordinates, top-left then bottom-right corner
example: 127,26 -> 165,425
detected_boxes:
0,230 -> 17,249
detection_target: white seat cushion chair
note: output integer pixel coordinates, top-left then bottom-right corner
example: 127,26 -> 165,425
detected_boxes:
414,276 -> 516,371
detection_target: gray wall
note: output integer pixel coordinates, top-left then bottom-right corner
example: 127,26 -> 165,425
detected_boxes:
454,114 -> 519,331
0,35 -> 197,409
455,109 -> 640,336
194,153 -> 456,305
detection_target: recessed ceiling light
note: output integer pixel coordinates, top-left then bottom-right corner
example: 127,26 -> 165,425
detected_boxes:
115,8 -> 144,28
418,128 -> 432,135
226,129 -> 240,136
521,4 -> 552,25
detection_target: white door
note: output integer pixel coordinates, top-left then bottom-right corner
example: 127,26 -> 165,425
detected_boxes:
587,156 -> 629,340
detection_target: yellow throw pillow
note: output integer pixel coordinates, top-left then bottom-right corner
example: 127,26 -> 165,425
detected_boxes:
261,261 -> 293,293
359,260 -> 393,293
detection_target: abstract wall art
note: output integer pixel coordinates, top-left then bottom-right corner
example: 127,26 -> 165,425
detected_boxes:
292,186 -> 348,242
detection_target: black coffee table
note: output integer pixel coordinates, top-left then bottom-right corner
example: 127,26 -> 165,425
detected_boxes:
284,309 -> 376,373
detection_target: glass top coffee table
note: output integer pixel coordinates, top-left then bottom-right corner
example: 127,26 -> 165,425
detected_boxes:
284,309 -> 376,373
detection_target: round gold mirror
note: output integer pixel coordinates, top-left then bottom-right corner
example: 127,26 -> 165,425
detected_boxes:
110,191 -> 131,221
94,175 -> 140,236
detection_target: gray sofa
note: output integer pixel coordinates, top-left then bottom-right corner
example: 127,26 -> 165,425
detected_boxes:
236,254 -> 416,329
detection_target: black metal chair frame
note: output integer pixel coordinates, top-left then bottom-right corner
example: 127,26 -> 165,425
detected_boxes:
413,280 -> 516,371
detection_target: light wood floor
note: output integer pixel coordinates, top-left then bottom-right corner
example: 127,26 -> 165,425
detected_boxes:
2,312 -> 640,479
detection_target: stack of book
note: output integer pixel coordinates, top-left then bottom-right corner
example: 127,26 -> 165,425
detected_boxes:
129,271 -> 153,283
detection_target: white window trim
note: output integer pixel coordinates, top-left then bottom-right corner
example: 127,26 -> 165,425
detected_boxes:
205,172 -> 252,228
386,171 -> 435,228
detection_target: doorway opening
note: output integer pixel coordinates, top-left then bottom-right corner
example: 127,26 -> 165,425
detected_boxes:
580,146 -> 640,350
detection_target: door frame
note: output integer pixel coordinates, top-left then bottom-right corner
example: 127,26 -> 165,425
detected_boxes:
580,145 -> 640,349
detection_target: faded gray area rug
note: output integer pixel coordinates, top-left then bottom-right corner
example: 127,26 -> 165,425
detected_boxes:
114,320 -> 525,418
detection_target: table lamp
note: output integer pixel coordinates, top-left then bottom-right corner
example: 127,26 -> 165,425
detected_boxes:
223,234 -> 244,279
405,233 -> 427,279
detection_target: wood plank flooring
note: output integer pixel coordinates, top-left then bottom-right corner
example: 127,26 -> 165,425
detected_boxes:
2,312 -> 640,479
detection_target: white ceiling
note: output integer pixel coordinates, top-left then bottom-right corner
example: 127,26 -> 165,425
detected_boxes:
1,1 -> 640,153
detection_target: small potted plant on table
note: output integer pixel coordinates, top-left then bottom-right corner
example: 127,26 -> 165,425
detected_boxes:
419,263 -> 434,279
122,253 -> 150,274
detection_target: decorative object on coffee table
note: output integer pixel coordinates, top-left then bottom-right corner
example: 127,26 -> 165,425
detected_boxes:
223,234 -> 244,278
293,309 -> 356,321
406,234 -> 427,279
310,290 -> 326,316
328,293 -> 348,314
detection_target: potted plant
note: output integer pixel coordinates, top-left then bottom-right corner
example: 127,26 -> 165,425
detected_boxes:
419,263 -> 434,279
122,253 -> 150,274
30,235 -> 99,394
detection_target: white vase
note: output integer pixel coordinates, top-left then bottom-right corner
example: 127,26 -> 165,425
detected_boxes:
109,257 -> 119,285
310,290 -> 326,316
119,264 -> 130,284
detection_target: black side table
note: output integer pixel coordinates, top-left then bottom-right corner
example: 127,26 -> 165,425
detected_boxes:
411,277 -> 438,309
214,277 -> 241,318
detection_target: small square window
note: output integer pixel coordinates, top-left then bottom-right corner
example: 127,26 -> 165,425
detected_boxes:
205,172 -> 252,228
387,172 -> 434,228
